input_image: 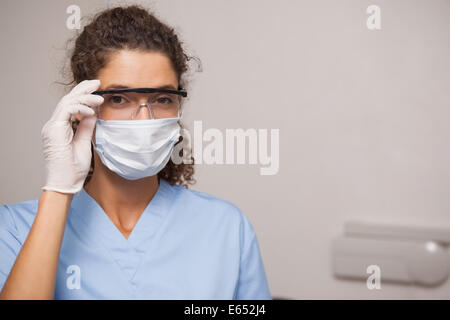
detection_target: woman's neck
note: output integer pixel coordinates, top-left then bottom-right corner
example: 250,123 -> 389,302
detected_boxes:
83,156 -> 159,239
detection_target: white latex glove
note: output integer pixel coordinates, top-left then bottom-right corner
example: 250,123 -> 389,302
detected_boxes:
41,79 -> 104,194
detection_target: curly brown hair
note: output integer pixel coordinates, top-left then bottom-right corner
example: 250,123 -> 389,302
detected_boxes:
63,4 -> 201,188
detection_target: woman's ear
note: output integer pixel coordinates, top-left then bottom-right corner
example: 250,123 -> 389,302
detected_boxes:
74,114 -> 84,121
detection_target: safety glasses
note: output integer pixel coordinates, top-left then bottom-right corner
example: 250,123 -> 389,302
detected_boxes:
92,87 -> 187,120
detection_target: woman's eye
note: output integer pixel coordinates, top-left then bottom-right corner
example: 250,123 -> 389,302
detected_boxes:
108,95 -> 126,104
156,96 -> 173,104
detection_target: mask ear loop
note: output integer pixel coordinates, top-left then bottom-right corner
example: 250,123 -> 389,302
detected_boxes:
178,94 -> 183,119
91,105 -> 100,149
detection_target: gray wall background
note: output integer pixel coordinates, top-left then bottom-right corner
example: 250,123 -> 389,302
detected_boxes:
1,0 -> 449,298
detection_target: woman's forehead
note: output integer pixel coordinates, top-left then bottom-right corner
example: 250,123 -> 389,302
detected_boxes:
97,49 -> 178,89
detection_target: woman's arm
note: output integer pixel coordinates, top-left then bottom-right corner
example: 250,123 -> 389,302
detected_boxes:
0,79 -> 103,300
0,191 -> 73,299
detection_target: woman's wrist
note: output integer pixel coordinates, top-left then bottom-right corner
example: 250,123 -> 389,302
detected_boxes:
39,190 -> 74,214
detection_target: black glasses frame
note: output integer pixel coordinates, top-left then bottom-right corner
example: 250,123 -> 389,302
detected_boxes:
92,87 -> 188,97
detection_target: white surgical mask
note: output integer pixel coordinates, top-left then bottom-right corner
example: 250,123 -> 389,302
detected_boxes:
93,117 -> 181,180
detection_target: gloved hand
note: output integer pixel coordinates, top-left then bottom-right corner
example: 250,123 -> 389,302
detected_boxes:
41,79 -> 104,194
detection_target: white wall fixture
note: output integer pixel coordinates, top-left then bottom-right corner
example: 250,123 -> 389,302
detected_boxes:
332,221 -> 450,286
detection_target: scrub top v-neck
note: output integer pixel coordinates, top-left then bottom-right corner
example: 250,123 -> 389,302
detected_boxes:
0,179 -> 271,299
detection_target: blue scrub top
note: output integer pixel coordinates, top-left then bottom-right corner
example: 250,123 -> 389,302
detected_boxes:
0,179 -> 271,299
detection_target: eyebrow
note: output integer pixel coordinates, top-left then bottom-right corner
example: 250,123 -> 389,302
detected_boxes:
104,84 -> 178,90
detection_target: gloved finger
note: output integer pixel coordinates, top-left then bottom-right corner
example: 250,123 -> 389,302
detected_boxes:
73,115 -> 97,169
73,114 -> 97,144
41,120 -> 73,146
69,79 -> 101,96
52,103 -> 94,122
74,94 -> 104,108
49,80 -> 101,121
53,103 -> 96,121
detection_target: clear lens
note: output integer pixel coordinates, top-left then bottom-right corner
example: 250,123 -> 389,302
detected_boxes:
97,91 -> 181,120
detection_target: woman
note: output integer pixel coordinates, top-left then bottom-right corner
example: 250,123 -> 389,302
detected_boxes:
0,5 -> 271,300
